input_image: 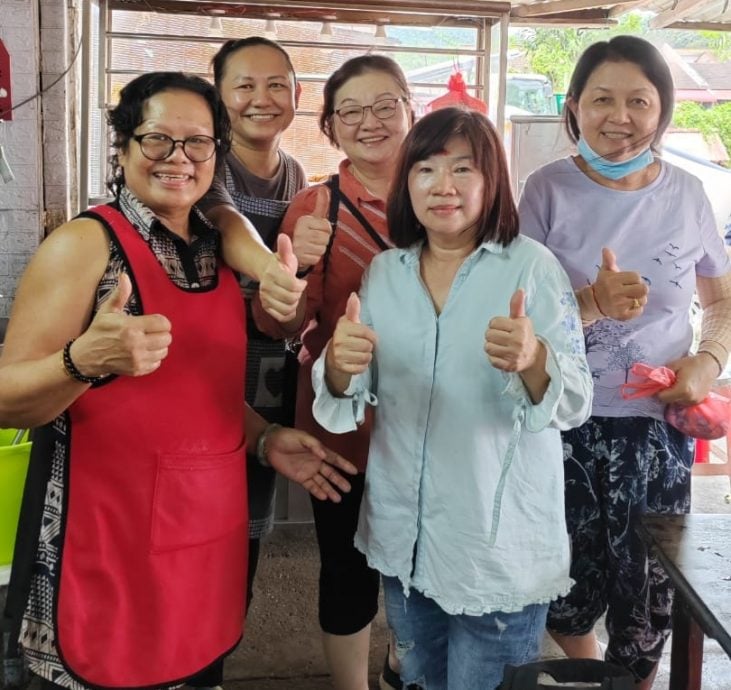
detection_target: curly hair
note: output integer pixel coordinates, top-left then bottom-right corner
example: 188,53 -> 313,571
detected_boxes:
107,72 -> 231,196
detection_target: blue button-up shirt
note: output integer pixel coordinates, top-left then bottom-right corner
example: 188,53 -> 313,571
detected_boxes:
313,236 -> 592,615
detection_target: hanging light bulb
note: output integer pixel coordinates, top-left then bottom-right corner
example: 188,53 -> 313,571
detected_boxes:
263,15 -> 278,39
209,16 -> 224,37
320,21 -> 334,40
373,22 -> 388,45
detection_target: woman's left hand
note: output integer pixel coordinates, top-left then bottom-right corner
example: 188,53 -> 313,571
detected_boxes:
657,353 -> 719,405
484,289 -> 542,373
265,427 -> 358,502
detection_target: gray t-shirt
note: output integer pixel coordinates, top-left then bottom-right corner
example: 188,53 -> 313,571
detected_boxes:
519,157 -> 730,419
199,149 -> 308,537
199,149 -> 307,251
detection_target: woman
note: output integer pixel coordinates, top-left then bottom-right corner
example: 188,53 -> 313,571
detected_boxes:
252,55 -> 413,690
519,36 -> 731,689
189,35 -> 308,690
0,72 -> 354,690
312,107 -> 592,690
202,34 -> 307,596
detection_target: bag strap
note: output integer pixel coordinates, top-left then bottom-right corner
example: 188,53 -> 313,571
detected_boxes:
321,174 -> 390,272
297,174 -> 389,278
296,175 -> 341,279
500,659 -> 635,690
321,174 -> 341,275
336,186 -> 390,253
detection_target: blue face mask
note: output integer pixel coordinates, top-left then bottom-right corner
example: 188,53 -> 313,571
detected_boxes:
577,137 -> 655,180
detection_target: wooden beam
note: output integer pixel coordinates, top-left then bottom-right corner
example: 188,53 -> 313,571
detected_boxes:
649,0 -> 714,29
109,0 -> 512,20
512,0 -> 634,17
665,20 -> 731,30
510,8 -> 616,24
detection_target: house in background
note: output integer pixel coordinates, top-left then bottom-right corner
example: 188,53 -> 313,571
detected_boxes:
662,44 -> 731,105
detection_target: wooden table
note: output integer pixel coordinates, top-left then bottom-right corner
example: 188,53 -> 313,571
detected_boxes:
638,514 -> 731,690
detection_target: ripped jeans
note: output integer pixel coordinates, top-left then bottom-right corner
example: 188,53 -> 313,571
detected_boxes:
382,577 -> 547,690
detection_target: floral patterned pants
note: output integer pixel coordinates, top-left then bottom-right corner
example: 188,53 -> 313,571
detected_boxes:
547,416 -> 694,681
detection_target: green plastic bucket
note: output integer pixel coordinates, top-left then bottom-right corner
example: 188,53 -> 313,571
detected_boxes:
0,429 -> 31,566
555,93 -> 566,112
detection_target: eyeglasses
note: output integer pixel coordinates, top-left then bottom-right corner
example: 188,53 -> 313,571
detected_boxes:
333,97 -> 407,126
132,132 -> 219,162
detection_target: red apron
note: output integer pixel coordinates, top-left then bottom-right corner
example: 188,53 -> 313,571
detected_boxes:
55,205 -> 248,688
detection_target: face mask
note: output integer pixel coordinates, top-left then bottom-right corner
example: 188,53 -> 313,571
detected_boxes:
577,137 -> 655,181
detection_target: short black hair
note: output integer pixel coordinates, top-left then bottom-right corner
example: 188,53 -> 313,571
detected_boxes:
387,107 -> 519,249
211,37 -> 297,89
107,71 -> 231,195
565,35 -> 674,149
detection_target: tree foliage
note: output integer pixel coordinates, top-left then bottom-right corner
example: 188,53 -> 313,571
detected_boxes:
673,101 -> 731,164
512,17 -> 731,164
510,15 -> 731,94
509,14 -> 648,92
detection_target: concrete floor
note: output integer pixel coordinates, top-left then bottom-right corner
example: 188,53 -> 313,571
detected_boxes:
2,473 -> 730,690
213,476 -> 731,690
218,471 -> 731,690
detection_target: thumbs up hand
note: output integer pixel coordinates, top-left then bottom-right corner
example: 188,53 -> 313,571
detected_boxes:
292,186 -> 334,269
326,292 -> 378,380
72,272 -> 173,378
259,234 -> 308,323
592,247 -> 648,321
484,289 -> 542,373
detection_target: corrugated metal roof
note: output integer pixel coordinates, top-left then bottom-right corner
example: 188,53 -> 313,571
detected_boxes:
509,0 -> 731,29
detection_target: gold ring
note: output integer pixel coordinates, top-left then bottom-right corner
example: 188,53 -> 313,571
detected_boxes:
632,298 -> 641,310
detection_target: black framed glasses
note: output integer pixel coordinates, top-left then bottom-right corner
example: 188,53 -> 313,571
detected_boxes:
333,97 -> 407,126
132,132 -> 219,162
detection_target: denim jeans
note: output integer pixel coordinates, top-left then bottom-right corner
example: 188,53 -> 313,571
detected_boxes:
382,576 -> 548,690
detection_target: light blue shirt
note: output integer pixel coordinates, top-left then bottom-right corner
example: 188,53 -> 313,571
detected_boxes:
520,157 -> 731,419
312,236 -> 593,615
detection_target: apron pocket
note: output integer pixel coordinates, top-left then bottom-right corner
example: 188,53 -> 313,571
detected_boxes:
150,443 -> 247,553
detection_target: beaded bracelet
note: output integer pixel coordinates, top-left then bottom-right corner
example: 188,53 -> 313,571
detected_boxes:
256,423 -> 283,468
62,339 -> 104,384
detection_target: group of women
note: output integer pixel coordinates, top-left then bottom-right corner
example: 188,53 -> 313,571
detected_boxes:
0,30 -> 729,690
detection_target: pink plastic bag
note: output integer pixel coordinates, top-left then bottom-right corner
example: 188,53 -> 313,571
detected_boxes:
620,363 -> 731,440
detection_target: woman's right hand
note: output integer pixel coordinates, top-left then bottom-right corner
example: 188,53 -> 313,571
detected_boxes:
326,293 -> 377,377
258,235 -> 307,324
71,273 -> 172,378
592,247 -> 649,321
292,186 -> 333,269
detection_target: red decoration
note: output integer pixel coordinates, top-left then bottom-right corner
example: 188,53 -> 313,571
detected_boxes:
425,71 -> 486,115
0,39 -> 12,121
